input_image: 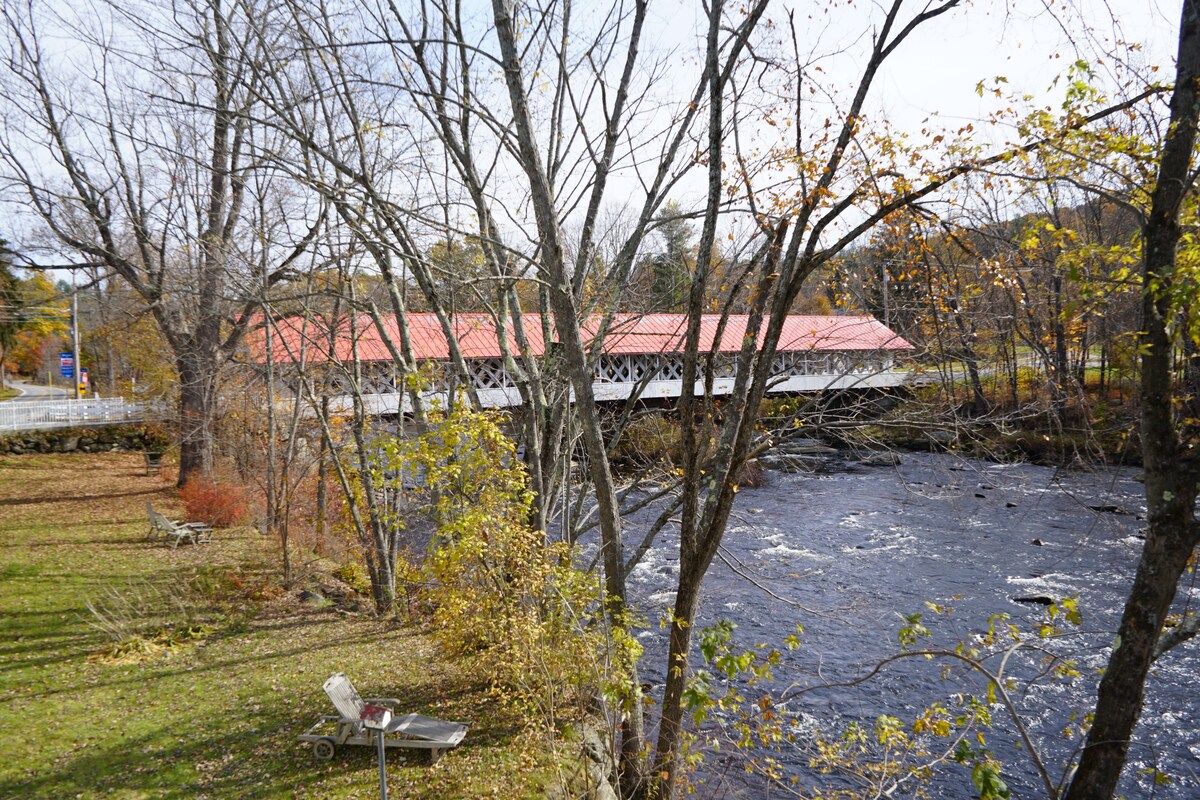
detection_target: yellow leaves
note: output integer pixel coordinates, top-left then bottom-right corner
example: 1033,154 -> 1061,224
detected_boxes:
1047,595 -> 1082,627
912,709 -> 952,738
975,75 -> 1009,98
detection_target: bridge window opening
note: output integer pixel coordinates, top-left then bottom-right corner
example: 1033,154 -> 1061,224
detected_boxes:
596,355 -> 654,383
467,358 -> 514,389
655,357 -> 684,382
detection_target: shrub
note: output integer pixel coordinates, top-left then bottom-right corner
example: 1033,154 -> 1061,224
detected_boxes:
179,477 -> 250,528
374,405 -> 633,720
186,564 -> 242,602
332,561 -> 372,596
614,414 -> 682,466
85,577 -> 189,645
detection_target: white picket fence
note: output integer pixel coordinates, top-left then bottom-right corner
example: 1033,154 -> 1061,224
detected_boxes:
0,398 -> 162,432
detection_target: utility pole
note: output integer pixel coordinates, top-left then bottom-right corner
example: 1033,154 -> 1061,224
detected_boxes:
71,289 -> 80,400
881,260 -> 890,329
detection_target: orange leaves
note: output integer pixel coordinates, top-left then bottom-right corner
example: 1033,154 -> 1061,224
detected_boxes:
179,477 -> 251,528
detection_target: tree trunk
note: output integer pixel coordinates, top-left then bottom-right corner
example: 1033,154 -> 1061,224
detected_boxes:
949,298 -> 988,415
651,567 -> 702,797
489,1 -> 646,786
1008,324 -> 1020,408
1098,316 -> 1109,397
1064,4 -> 1200,797
315,396 -> 330,553
1052,272 -> 1070,424
177,349 -> 218,485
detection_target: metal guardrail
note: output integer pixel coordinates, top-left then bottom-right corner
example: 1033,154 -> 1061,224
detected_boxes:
0,398 -> 162,432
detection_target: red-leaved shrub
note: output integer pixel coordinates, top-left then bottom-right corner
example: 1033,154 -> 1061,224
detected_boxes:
179,477 -> 250,528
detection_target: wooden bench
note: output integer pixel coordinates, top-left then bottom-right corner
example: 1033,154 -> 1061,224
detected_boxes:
145,503 -> 213,548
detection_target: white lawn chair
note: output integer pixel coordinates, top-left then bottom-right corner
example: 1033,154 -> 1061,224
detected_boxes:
145,503 -> 213,548
298,672 -> 467,762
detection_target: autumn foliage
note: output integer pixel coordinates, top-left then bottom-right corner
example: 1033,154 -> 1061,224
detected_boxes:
179,477 -> 250,528
367,405 -> 635,719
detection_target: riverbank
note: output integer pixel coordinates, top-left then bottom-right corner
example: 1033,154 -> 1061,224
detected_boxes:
868,417 -> 1144,468
868,380 -> 1146,468
0,452 -> 568,799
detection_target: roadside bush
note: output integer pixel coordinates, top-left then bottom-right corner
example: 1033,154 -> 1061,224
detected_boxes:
180,477 -> 250,528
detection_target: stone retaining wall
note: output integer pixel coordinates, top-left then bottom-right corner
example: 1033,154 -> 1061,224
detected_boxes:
0,425 -> 168,455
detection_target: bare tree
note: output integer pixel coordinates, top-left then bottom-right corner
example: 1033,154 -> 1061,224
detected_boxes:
248,1 -> 1163,795
0,0 -> 315,483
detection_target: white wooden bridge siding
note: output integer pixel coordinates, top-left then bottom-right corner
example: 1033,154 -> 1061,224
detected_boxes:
345,350 -> 905,416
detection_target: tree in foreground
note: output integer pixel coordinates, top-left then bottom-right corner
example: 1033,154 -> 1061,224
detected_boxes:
1064,2 -> 1200,797
251,1 -> 1176,796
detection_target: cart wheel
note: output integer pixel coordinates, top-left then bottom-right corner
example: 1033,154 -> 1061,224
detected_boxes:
312,738 -> 336,761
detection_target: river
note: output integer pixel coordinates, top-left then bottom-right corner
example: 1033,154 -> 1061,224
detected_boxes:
599,451 -> 1200,798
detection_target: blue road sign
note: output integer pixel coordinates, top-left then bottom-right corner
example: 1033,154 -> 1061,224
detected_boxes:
60,353 -> 74,379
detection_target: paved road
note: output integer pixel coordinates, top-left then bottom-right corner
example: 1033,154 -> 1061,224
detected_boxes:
3,380 -> 70,402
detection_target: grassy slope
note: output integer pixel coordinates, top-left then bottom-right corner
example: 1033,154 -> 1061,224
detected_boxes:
0,453 -> 555,799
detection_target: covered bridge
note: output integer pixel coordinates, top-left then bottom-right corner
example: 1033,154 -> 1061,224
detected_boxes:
263,312 -> 912,414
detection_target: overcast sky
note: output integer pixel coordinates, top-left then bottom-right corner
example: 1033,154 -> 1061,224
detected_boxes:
620,0 -> 1181,231
873,0 -> 1177,132
1,0 -> 1183,272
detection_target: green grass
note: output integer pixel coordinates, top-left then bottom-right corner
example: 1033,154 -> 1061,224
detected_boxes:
0,453 -> 561,799
0,385 -> 19,401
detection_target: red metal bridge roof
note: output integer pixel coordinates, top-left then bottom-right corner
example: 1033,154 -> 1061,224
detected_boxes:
262,312 -> 911,363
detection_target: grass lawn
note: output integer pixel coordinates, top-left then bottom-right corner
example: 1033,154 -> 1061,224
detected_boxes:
0,386 -> 19,401
0,452 -> 559,799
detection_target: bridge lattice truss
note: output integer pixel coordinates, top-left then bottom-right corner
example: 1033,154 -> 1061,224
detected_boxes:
332,349 -> 906,415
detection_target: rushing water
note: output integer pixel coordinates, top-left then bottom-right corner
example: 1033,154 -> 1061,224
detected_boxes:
597,451 -> 1200,798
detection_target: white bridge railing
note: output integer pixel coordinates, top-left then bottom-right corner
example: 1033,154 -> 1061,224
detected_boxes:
0,398 -> 162,432
331,352 -> 909,416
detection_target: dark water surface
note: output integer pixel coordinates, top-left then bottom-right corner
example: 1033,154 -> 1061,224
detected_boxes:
601,452 -> 1200,798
